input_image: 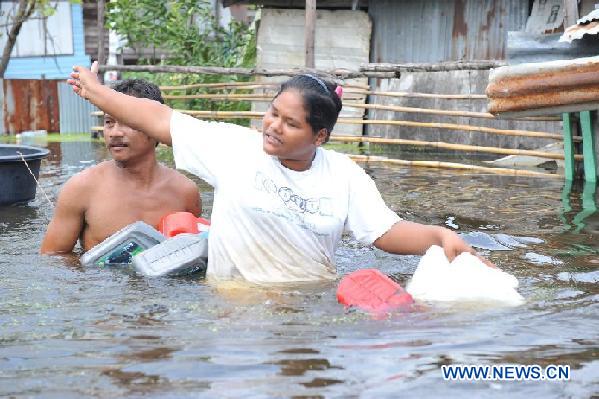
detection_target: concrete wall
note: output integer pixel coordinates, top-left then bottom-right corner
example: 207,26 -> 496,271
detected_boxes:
368,70 -> 563,151
253,8 -> 371,136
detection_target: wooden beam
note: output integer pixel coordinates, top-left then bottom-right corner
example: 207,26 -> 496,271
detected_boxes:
563,0 -> 579,29
96,64 -> 398,78
96,0 -> 106,84
305,0 -> 316,68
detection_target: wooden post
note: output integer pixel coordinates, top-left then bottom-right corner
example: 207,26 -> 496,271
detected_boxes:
563,0 -> 579,29
580,111 -> 597,182
97,0 -> 106,84
305,0 -> 316,68
561,113 -> 576,180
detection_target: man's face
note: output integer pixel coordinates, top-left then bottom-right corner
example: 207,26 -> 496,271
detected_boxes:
103,114 -> 156,162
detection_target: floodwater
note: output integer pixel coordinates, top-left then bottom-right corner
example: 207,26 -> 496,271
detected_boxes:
1,140 -> 597,398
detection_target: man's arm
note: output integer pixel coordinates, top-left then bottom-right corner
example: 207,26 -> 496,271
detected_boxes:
40,176 -> 87,254
185,183 -> 202,217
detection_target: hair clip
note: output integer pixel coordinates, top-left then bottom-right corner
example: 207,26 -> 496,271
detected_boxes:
335,86 -> 343,99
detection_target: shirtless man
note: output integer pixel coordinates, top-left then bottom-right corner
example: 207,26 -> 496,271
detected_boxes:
40,79 -> 201,254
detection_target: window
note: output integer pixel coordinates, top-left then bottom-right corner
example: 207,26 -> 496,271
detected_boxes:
0,1 -> 74,57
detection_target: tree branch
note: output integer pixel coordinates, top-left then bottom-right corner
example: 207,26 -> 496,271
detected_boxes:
0,0 -> 37,78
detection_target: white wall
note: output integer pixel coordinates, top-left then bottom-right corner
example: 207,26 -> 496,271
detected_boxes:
254,9 -> 371,136
0,1 -> 74,57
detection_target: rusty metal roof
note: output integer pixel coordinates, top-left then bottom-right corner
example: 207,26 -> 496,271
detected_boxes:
560,8 -> 599,42
486,55 -> 599,117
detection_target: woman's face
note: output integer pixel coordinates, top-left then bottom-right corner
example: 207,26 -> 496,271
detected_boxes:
262,89 -> 326,171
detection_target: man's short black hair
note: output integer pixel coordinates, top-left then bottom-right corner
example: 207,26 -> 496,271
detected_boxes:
111,79 -> 164,104
109,79 -> 163,146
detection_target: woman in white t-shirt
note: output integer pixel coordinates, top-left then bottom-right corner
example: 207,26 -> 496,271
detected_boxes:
69,63 -> 491,284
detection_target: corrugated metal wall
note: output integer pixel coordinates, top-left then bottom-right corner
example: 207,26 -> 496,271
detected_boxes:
58,82 -> 97,134
0,80 -> 95,134
2,79 -> 60,134
0,81 -> 4,135
369,0 -> 529,63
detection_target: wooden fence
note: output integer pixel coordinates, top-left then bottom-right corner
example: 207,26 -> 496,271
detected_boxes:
92,65 -> 573,179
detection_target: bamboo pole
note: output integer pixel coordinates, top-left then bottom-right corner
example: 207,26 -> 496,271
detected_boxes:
160,82 -> 278,90
98,61 -> 505,78
160,93 -> 559,122
89,119 -> 573,165
91,122 -> 574,160
158,82 -> 483,97
158,83 -> 558,122
90,109 -> 571,140
348,155 -> 562,178
163,93 -> 272,100
338,119 -> 567,140
97,64 -> 395,79
349,103 -> 504,119
159,81 -> 370,91
162,93 -> 365,101
331,135 -> 581,161
345,102 -> 562,123
367,90 -> 487,100
361,61 -> 506,73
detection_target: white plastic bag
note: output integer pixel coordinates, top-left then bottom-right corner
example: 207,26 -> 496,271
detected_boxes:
406,245 -> 525,306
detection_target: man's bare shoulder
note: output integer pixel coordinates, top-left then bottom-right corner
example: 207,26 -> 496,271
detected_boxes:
160,165 -> 198,192
62,161 -> 112,192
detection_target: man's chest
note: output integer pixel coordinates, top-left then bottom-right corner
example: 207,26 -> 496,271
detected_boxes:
83,188 -> 186,247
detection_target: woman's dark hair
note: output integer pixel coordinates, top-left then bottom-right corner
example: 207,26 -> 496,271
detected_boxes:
275,75 -> 342,143
111,79 -> 164,104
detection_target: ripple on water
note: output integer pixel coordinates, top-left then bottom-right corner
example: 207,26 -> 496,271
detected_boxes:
0,144 -> 597,398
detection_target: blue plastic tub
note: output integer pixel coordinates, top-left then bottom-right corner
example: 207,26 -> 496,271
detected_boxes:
0,144 -> 50,205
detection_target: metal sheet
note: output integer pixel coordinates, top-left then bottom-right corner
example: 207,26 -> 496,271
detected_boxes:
2,79 -> 60,134
369,0 -> 528,63
58,82 -> 97,134
507,31 -> 599,64
487,56 -> 599,115
0,80 -> 3,135
525,0 -> 565,34
561,8 -> 599,42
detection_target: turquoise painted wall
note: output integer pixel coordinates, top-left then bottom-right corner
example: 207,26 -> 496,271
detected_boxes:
4,3 -> 90,79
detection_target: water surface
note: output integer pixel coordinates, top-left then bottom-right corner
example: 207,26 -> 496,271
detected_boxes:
0,141 -> 597,398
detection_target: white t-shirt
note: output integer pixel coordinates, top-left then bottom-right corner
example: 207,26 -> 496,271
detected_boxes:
171,111 -> 400,284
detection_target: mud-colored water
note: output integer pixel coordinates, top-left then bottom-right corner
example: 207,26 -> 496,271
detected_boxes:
0,140 -> 597,398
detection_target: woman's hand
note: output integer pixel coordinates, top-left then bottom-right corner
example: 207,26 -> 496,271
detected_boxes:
438,228 -> 496,268
68,61 -> 100,100
374,221 -> 496,268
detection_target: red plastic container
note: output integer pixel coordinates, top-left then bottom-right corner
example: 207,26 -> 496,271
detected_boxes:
158,212 -> 211,238
337,269 -> 414,313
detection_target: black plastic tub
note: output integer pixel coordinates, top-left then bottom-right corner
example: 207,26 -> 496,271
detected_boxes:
0,144 -> 50,205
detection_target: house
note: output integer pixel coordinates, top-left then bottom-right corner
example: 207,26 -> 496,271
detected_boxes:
0,1 -> 92,135
223,0 -> 598,152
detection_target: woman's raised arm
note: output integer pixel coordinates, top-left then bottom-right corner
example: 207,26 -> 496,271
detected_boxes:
69,62 -> 174,145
